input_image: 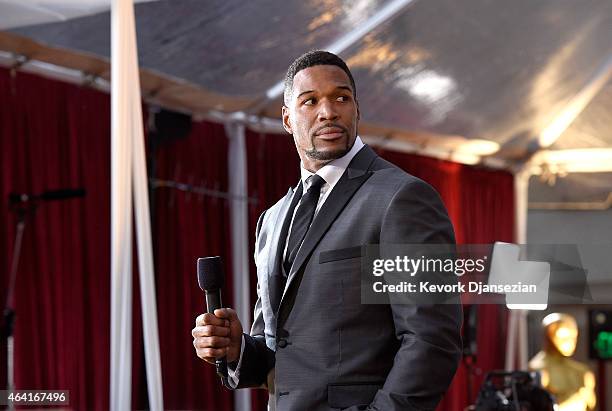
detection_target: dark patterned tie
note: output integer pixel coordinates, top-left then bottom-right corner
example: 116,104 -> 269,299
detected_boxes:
283,175 -> 326,275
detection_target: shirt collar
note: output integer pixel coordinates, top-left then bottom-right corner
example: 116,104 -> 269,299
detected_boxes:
300,136 -> 365,190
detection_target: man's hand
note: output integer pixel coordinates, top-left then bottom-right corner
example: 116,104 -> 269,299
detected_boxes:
192,308 -> 243,364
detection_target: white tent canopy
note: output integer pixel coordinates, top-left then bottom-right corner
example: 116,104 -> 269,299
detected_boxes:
1,0 -> 611,201
0,0 -> 156,29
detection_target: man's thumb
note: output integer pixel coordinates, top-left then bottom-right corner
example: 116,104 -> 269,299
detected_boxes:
214,307 -> 238,321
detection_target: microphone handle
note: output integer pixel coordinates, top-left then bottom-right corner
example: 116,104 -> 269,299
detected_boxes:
205,290 -> 228,379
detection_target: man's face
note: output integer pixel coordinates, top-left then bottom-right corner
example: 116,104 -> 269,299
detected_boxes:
282,65 -> 359,172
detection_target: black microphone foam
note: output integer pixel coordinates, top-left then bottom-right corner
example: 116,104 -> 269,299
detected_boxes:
196,256 -> 228,383
197,256 -> 224,291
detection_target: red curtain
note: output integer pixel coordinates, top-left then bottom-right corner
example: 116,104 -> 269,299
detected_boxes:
0,68 -> 234,410
1,67 -> 514,411
0,68 -> 112,410
152,120 -> 234,410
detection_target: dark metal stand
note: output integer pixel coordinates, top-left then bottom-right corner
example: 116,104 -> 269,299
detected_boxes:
462,304 -> 480,405
3,188 -> 85,403
3,207 -> 28,410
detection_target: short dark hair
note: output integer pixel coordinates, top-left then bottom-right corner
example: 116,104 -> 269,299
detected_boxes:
283,50 -> 357,105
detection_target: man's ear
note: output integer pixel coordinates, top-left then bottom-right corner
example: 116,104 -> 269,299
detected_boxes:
282,105 -> 292,134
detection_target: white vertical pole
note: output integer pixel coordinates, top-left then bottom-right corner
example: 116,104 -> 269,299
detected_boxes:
505,310 -> 517,371
225,122 -> 252,411
127,3 -> 164,409
505,169 -> 531,370
514,170 -> 529,246
111,0 -> 164,409
517,310 -> 529,369
110,0 -> 133,409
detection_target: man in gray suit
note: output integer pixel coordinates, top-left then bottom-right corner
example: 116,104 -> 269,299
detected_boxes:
193,51 -> 462,410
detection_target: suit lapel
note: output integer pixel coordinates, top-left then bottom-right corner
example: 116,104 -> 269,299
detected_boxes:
279,145 -> 378,308
267,184 -> 301,312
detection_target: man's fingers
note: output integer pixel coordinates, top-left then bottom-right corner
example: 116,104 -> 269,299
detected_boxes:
196,312 -> 227,327
214,308 -> 238,323
192,325 -> 230,338
193,336 -> 230,349
193,335 -> 230,363
193,310 -> 238,365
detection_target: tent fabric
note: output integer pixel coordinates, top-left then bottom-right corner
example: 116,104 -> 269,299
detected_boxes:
0,30 -> 256,113
9,0 -> 388,97
7,0 -> 612,162
2,26 -> 606,205
3,0 -> 612,209
3,1 -> 611,203
550,80 -> 612,151
338,0 -> 612,150
0,0 -> 157,30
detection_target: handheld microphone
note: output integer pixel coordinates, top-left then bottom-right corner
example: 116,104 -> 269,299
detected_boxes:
197,256 -> 228,381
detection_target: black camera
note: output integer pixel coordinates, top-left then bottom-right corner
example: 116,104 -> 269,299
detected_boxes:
472,371 -> 555,411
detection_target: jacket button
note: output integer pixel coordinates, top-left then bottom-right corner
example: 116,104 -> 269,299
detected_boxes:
277,339 -> 288,348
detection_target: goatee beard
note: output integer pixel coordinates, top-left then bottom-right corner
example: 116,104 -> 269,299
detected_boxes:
306,133 -> 352,161
305,145 -> 351,161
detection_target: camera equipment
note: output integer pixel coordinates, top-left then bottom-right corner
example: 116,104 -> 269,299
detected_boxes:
472,371 -> 555,411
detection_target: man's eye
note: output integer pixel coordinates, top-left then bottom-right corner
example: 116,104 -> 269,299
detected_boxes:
337,95 -> 350,102
303,98 -> 316,105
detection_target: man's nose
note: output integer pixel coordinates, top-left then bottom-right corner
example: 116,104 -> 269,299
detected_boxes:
317,100 -> 339,121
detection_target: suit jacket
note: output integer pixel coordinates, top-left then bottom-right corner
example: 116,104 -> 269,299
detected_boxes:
234,145 -> 462,411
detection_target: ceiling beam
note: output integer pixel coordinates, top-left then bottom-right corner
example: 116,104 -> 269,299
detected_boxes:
528,148 -> 612,174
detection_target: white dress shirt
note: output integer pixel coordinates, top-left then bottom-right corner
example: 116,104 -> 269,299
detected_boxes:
228,136 -> 365,386
283,135 -> 365,261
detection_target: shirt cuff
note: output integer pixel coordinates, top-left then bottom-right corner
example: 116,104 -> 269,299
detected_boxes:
227,334 -> 246,388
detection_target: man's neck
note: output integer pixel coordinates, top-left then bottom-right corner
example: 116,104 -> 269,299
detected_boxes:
302,159 -> 332,173
299,136 -> 364,174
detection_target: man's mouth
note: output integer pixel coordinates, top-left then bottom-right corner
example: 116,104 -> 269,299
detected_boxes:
315,126 -> 346,140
